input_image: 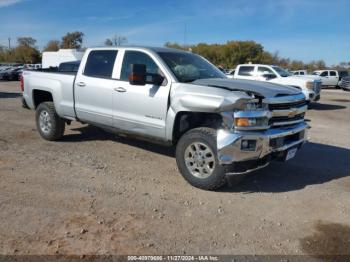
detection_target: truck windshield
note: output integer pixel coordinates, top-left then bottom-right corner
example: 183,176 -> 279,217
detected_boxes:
157,51 -> 226,82
272,66 -> 292,77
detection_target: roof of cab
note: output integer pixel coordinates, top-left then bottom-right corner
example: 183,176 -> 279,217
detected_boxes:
88,46 -> 189,54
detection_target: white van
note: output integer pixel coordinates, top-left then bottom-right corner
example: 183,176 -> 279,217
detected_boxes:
42,49 -> 84,68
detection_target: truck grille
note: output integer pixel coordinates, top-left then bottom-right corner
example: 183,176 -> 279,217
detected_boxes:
267,96 -> 307,127
268,99 -> 307,110
269,113 -> 305,126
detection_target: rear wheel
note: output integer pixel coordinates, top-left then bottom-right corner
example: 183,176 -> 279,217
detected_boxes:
176,127 -> 228,190
35,102 -> 65,141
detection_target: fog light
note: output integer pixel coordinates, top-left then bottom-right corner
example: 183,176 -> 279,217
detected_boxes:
241,139 -> 257,151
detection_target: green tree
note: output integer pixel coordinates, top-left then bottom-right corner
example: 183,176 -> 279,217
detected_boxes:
60,31 -> 84,49
17,37 -> 36,47
43,40 -> 60,51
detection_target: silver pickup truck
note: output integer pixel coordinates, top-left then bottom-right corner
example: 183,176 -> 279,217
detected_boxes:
22,46 -> 308,190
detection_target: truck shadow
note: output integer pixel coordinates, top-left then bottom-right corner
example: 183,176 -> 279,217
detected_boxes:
63,125 -> 350,193
308,103 -> 346,110
223,142 -> 350,193
61,125 -> 175,157
0,91 -> 21,99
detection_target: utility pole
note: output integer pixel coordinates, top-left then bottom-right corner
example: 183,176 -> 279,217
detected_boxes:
8,37 -> 11,49
184,23 -> 187,47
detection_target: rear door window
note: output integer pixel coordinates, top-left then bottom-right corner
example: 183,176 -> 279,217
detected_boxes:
238,66 -> 255,76
84,50 -> 118,78
330,71 -> 337,76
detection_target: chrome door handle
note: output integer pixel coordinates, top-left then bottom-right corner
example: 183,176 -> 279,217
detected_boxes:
76,82 -> 86,87
114,87 -> 126,93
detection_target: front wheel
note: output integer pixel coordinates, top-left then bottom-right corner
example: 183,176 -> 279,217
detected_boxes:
176,127 -> 228,190
35,102 -> 65,141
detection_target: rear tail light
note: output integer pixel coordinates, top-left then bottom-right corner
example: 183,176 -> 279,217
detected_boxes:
20,75 -> 24,92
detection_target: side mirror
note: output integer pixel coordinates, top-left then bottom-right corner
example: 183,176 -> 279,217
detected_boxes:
129,64 -> 146,85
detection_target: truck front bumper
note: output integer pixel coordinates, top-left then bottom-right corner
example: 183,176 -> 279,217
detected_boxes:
217,122 -> 308,174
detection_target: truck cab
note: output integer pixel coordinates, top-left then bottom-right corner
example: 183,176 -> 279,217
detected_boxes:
312,70 -> 349,87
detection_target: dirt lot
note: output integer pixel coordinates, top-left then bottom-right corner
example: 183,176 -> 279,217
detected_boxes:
0,81 -> 350,256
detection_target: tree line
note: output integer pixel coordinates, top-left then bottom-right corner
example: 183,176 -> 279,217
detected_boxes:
165,41 -> 350,71
0,31 -> 84,64
1,32 -> 349,71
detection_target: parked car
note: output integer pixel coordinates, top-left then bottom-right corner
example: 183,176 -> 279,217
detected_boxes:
312,70 -> 349,88
22,46 -> 308,190
339,76 -> 350,91
0,67 -> 22,80
232,64 -> 321,102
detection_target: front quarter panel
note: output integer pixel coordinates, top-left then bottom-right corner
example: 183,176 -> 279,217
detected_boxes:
165,82 -> 252,141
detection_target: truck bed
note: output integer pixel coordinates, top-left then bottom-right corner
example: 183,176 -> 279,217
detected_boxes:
22,70 -> 77,119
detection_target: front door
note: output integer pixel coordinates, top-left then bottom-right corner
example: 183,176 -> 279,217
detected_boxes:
113,50 -> 170,139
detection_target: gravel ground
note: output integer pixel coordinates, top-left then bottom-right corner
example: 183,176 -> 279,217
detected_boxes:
0,81 -> 350,256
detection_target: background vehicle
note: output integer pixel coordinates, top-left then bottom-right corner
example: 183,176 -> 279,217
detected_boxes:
292,70 -> 308,76
0,67 -> 22,80
225,69 -> 236,79
233,64 -> 321,102
339,76 -> 350,91
42,49 -> 84,68
312,70 -> 349,88
58,60 -> 80,73
22,47 -> 308,190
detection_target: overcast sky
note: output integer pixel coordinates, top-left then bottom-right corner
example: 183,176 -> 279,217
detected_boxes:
0,0 -> 349,65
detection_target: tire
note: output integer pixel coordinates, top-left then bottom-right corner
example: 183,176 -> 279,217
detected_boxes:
176,127 -> 228,190
35,102 -> 65,141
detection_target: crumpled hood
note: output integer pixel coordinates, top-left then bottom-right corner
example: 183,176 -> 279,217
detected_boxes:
192,78 -> 301,98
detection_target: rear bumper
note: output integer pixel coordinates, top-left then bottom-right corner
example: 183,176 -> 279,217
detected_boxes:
217,122 -> 308,174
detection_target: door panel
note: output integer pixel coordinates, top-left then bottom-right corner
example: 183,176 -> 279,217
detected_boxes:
112,50 -> 170,139
113,81 -> 170,138
74,76 -> 114,126
329,71 -> 339,86
74,50 -> 118,126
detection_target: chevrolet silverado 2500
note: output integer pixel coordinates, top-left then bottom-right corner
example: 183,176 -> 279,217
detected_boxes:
22,47 -> 309,190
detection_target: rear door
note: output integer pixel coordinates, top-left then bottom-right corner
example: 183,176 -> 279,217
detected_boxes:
329,71 -> 339,86
74,50 -> 118,126
112,50 -> 171,139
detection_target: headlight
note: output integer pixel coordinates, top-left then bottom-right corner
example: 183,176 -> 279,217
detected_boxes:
234,117 -> 268,128
306,81 -> 314,90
